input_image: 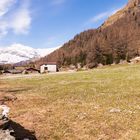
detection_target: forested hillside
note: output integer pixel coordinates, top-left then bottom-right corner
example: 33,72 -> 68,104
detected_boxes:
37,0 -> 140,68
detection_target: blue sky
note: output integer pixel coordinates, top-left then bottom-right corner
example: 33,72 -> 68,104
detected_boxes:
0,0 -> 128,49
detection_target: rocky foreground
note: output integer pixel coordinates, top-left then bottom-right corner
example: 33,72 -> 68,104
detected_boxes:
0,93 -> 36,140
0,93 -> 16,140
0,120 -> 15,140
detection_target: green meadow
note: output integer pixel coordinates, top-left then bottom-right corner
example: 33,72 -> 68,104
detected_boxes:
1,64 -> 140,140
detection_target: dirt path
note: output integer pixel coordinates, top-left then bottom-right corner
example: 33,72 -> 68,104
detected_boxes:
0,71 -> 78,80
0,74 -> 41,79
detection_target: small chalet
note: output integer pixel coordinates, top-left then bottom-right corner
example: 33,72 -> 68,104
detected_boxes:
40,62 -> 57,73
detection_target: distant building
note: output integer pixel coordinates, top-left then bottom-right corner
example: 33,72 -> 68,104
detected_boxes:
40,62 -> 57,73
22,68 -> 40,74
3,69 -> 22,74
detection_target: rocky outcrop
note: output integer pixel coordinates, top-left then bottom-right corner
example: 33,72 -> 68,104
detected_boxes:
0,105 -> 15,140
37,0 -> 140,68
0,129 -> 15,140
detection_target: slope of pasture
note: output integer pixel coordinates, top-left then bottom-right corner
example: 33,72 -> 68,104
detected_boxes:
0,64 -> 140,139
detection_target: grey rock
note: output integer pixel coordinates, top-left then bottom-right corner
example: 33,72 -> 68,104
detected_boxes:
0,130 -> 15,140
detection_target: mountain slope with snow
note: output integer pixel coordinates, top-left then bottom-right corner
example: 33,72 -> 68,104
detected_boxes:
0,44 -> 59,64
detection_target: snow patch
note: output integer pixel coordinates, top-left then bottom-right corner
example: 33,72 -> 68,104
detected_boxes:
0,43 -> 59,64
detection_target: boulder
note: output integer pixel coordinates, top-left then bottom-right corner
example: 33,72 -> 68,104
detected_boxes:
0,129 -> 15,140
0,105 -> 15,140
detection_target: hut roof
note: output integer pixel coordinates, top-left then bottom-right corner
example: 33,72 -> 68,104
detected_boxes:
25,68 -> 40,72
42,62 -> 57,65
3,69 -> 22,74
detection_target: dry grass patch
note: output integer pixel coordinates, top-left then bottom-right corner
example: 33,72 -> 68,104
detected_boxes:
0,64 -> 140,139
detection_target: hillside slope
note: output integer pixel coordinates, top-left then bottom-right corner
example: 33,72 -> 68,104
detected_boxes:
37,0 -> 140,68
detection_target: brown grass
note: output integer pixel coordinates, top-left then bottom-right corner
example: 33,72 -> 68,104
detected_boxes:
0,64 -> 140,139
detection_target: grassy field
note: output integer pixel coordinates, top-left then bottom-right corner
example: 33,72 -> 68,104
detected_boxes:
0,64 -> 140,140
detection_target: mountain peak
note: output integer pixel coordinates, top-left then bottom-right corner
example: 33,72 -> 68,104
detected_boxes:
0,44 -> 59,64
7,44 -> 34,52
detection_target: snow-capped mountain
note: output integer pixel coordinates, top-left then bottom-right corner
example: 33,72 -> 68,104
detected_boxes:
0,43 -> 59,64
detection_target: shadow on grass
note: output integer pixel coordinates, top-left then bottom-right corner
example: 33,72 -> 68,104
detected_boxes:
7,88 -> 30,93
2,120 -> 37,140
0,88 -> 31,94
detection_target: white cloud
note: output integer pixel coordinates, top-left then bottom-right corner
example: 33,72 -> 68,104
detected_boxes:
86,8 -> 121,25
0,0 -> 32,37
0,0 -> 16,17
10,2 -> 32,34
90,12 -> 111,23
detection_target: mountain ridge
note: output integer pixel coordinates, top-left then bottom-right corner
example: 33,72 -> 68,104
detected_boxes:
0,44 -> 58,64
36,0 -> 140,68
